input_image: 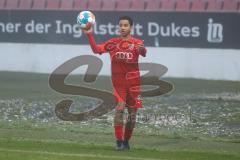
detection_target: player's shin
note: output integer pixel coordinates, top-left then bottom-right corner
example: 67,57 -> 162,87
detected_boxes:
124,108 -> 137,141
114,105 -> 124,141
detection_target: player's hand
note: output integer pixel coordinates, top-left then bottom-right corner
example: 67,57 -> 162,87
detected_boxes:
82,27 -> 93,34
137,40 -> 145,52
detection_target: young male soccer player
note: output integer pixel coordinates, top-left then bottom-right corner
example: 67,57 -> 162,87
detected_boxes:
82,16 -> 146,150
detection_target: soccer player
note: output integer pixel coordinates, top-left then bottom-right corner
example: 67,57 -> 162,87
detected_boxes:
82,16 -> 146,150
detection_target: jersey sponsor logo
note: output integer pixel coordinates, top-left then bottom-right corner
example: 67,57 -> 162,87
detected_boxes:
115,52 -> 133,60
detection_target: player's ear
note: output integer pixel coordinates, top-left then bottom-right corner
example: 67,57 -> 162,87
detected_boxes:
130,24 -> 133,30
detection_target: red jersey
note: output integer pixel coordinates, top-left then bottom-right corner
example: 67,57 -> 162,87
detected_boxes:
86,32 -> 146,75
86,32 -> 146,108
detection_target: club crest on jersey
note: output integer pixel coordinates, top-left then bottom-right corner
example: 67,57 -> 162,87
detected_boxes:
128,44 -> 135,50
115,52 -> 133,60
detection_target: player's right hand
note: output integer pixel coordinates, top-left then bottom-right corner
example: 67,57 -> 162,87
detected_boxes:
82,27 -> 93,34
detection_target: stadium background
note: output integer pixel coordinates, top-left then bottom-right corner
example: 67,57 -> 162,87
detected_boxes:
0,0 -> 240,160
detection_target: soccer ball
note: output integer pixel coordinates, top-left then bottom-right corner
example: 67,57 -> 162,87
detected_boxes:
77,11 -> 95,30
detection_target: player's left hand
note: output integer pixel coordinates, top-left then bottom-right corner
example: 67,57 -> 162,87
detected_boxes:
137,40 -> 145,52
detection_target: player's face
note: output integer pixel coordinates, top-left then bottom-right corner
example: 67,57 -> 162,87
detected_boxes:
119,20 -> 132,37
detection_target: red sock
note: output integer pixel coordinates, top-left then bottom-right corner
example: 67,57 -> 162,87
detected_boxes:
124,128 -> 133,140
114,125 -> 123,140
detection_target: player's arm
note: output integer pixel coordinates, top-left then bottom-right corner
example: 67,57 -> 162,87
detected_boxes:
83,29 -> 106,54
136,40 -> 147,57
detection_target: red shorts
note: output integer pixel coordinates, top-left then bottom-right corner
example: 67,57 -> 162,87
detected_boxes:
112,71 -> 142,108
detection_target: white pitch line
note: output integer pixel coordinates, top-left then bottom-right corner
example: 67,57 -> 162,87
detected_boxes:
0,148 -> 165,160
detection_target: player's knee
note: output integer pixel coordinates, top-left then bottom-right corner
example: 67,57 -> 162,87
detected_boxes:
127,113 -> 136,122
116,102 -> 124,110
114,108 -> 124,125
126,113 -> 136,129
125,119 -> 136,129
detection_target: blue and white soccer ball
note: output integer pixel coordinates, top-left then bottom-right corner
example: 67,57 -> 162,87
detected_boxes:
77,11 -> 95,30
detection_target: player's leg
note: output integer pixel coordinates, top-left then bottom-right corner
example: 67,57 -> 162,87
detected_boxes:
123,77 -> 141,150
112,84 -> 127,150
123,105 -> 138,150
114,101 -> 125,150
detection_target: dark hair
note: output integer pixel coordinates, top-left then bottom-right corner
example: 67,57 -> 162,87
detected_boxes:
118,16 -> 133,26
